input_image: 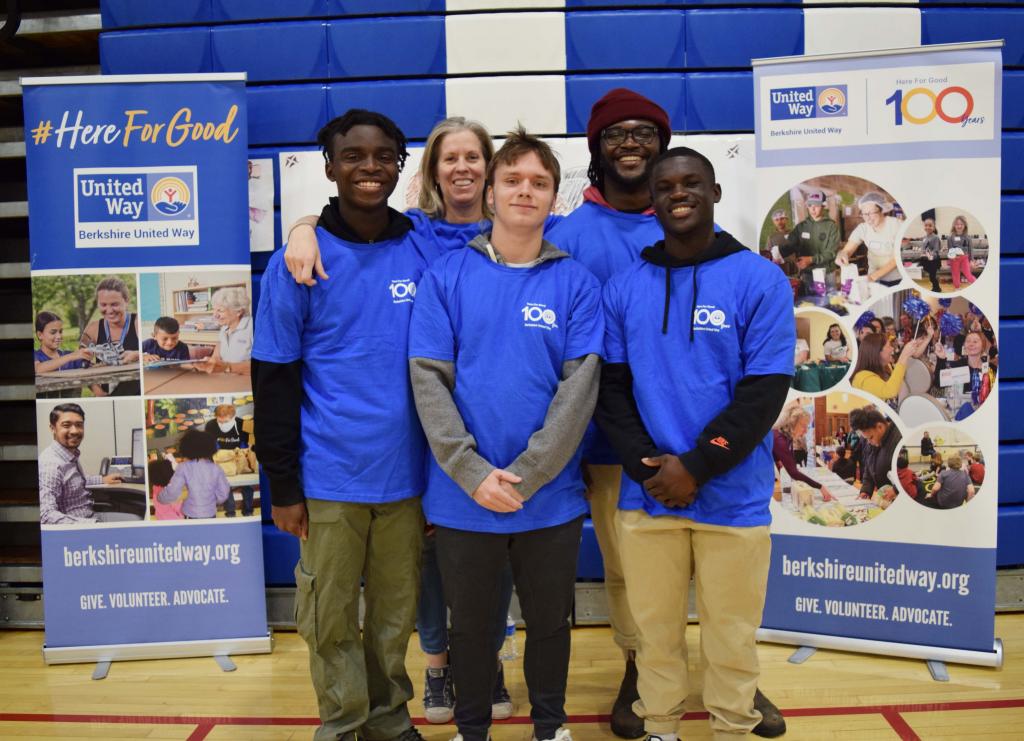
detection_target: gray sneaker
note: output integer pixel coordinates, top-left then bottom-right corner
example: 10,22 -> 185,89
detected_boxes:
491,660 -> 514,720
423,666 -> 455,724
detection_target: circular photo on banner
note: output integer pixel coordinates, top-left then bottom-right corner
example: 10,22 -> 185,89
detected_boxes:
850,289 -> 996,423
895,427 -> 984,510
758,175 -> 904,314
792,309 -> 854,394
898,207 -> 989,294
773,394 -> 900,528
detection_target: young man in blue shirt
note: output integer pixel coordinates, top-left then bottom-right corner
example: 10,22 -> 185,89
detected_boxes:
252,109 -> 433,741
597,148 -> 795,741
408,128 -> 603,741
547,89 -> 784,739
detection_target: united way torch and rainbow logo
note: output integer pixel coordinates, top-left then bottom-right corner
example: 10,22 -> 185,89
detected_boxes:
150,175 -> 192,216
770,85 -> 848,120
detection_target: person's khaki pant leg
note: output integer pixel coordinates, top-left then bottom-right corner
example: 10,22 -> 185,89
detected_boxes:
361,496 -> 424,740
296,499 -> 371,741
617,508 -> 692,736
691,522 -> 771,739
588,464 -> 639,653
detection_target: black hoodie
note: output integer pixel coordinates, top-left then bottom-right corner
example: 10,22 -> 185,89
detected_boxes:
640,231 -> 748,340
595,231 -> 792,487
252,202 -> 414,507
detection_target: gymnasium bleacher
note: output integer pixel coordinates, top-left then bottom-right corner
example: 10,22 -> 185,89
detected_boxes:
7,1 -> 1024,610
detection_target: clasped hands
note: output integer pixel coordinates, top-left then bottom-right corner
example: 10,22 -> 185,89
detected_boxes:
641,454 -> 698,509
471,469 -> 524,513
470,454 -> 698,513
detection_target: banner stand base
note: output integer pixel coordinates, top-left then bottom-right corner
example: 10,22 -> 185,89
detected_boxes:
927,660 -> 950,682
758,628 -> 1003,669
787,645 -> 817,664
43,633 -> 273,667
214,654 -> 237,672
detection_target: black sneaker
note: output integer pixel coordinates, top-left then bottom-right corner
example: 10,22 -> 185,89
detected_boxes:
752,688 -> 786,738
492,660 -> 514,719
423,666 -> 455,724
392,727 -> 426,741
610,658 -> 644,739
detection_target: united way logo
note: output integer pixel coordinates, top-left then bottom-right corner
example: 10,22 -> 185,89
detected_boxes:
73,166 -> 199,248
521,302 -> 557,330
817,87 -> 847,116
770,85 -> 848,120
150,176 -> 191,216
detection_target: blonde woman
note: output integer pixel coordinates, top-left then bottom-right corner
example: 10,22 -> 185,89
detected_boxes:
771,404 -> 834,501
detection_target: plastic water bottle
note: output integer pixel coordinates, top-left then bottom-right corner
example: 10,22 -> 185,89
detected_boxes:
499,615 -> 519,661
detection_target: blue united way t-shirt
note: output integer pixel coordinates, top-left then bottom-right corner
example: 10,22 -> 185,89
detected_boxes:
252,227 -> 440,504
408,245 -> 604,533
603,248 -> 795,527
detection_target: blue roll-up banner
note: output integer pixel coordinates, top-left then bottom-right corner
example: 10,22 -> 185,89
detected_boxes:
23,74 -> 270,663
753,43 -> 1001,665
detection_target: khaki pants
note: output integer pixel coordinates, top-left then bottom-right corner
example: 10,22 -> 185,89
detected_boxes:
618,509 -> 770,739
587,464 -> 639,653
296,496 -> 424,741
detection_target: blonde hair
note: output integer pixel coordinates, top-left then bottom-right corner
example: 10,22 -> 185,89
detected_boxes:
946,454 -> 962,471
211,286 -> 250,316
775,404 -> 810,437
214,404 -> 236,418
418,117 -> 495,220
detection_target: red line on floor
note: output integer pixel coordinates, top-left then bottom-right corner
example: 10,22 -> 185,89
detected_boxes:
2,697 -> 1023,727
881,708 -> 921,741
186,722 -> 216,741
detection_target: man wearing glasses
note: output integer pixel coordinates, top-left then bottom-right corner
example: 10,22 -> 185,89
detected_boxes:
546,89 -> 785,740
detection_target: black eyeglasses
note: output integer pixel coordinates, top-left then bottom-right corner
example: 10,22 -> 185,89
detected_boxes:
601,125 -> 659,146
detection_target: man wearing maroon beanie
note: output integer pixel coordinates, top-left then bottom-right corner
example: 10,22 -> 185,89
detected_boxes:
547,89 -> 785,740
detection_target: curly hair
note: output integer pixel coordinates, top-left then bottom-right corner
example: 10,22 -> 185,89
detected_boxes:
317,108 -> 409,171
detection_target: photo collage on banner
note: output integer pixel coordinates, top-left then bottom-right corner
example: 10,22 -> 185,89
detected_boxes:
23,74 -> 269,660
754,42 -> 1001,664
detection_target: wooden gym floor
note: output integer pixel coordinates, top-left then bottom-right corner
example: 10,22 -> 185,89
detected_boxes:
2,615 -> 1023,740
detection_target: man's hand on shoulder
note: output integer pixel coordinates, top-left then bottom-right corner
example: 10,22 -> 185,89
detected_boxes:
641,455 -> 697,509
273,502 -> 308,541
471,469 -> 524,513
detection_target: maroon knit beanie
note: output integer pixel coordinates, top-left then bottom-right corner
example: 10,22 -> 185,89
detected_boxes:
586,88 -> 671,152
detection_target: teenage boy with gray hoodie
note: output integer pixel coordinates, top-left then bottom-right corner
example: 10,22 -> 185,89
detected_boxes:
408,128 -> 603,741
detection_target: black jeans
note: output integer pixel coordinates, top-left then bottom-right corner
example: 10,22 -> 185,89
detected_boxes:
436,516 -> 584,741
921,256 -> 941,292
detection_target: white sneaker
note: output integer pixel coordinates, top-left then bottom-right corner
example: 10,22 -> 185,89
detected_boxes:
533,729 -> 572,741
